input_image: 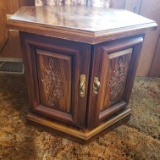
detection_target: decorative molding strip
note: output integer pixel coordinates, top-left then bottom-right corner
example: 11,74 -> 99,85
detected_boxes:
27,107 -> 131,142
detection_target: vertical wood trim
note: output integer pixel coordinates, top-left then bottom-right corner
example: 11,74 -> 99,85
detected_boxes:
124,0 -> 142,13
149,34 -> 160,77
123,40 -> 143,101
109,0 -> 126,9
138,0 -> 143,14
5,0 -> 20,14
0,1 -> 8,54
135,0 -> 160,76
124,0 -> 160,77
19,0 -> 35,7
0,0 -> 34,58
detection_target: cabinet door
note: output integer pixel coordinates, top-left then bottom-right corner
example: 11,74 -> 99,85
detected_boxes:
20,33 -> 91,128
87,37 -> 143,129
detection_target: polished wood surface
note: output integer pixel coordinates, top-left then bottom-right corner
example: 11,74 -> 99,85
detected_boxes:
2,0 -> 159,76
7,6 -> 157,44
99,48 -> 132,109
87,36 -> 144,129
27,107 -> 131,143
9,6 -> 157,142
36,49 -> 72,113
20,32 -> 91,128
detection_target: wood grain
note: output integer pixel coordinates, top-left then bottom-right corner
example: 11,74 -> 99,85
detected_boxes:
5,0 -> 20,14
19,0 -> 35,6
149,35 -> 160,77
20,32 -> 91,128
3,1 -> 159,76
0,0 -> 34,58
0,31 -> 22,58
124,0 -> 142,13
110,0 -> 125,9
1,0 -> 20,58
9,5 -> 157,142
136,0 -> 160,76
0,1 -> 8,54
103,48 -> 132,108
87,36 -> 144,129
87,36 -> 143,128
27,107 -> 131,143
36,49 -> 72,112
7,6 -> 157,44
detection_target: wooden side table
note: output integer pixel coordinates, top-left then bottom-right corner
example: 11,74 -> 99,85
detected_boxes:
8,6 -> 157,143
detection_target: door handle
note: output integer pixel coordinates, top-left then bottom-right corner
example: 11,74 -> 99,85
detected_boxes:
79,74 -> 86,97
93,76 -> 100,95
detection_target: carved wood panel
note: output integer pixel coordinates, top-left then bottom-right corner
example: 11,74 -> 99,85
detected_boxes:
99,48 -> 132,111
89,48 -> 132,113
20,32 -> 91,128
87,37 -> 143,129
36,49 -> 71,113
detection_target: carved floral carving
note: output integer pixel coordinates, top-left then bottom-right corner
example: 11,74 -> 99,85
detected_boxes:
109,57 -> 126,104
41,58 -> 64,107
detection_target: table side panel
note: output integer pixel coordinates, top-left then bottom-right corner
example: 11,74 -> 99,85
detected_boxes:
20,32 -> 91,128
36,49 -> 72,113
87,36 -> 144,129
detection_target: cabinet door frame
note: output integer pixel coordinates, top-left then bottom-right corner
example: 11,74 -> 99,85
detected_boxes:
87,35 -> 144,129
20,32 -> 91,128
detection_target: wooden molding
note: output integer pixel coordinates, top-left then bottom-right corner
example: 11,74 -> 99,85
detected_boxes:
7,6 -> 157,44
27,107 -> 131,143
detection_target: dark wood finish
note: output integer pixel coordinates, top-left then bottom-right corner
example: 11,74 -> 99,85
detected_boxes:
5,0 -> 20,14
27,107 -> 131,144
0,0 -> 34,58
36,49 -> 72,113
2,1 -> 159,76
19,0 -> 35,7
0,31 -> 22,58
87,36 -> 143,129
20,32 -> 91,128
0,1 -> 8,53
8,6 -> 157,143
5,0 -> 34,13
7,6 -> 157,44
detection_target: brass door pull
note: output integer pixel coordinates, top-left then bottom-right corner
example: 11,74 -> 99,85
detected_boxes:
93,76 -> 100,95
79,74 -> 86,97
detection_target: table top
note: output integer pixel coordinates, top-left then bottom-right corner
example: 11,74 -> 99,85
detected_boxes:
7,6 -> 157,44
